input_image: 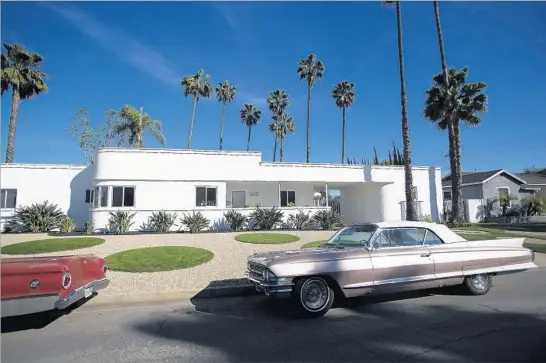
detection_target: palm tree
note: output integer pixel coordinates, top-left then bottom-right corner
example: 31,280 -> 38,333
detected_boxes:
332,81 -> 356,164
1,43 -> 48,163
109,105 -> 165,148
267,90 -> 290,162
181,69 -> 213,149
269,114 -> 295,162
240,104 -> 261,151
424,67 -> 488,221
297,53 -> 325,163
382,1 -> 417,221
215,80 -> 236,151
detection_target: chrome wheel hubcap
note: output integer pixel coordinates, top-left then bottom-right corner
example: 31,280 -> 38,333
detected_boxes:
301,279 -> 329,311
470,274 -> 488,290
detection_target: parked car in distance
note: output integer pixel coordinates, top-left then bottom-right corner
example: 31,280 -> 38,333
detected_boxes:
246,221 -> 537,318
1,255 -> 110,318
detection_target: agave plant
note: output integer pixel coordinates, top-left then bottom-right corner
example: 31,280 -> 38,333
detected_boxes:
248,206 -> 284,230
148,210 -> 178,233
83,220 -> 94,235
12,200 -> 64,232
59,215 -> 76,234
311,209 -> 342,230
283,209 -> 312,230
108,210 -> 136,234
223,210 -> 248,231
180,211 -> 210,233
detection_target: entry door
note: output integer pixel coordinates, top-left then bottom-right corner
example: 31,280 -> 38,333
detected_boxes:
232,191 -> 246,208
370,228 -> 435,292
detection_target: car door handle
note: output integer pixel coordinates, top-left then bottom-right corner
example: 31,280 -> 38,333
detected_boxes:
421,252 -> 431,257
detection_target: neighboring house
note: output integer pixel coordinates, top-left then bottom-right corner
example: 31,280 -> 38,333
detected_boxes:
515,173 -> 546,200
0,148 -> 444,232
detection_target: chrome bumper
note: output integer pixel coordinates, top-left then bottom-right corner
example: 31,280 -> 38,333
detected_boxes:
55,278 -> 110,310
245,273 -> 293,296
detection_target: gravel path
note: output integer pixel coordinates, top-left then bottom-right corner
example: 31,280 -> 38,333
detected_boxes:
0,231 -> 334,296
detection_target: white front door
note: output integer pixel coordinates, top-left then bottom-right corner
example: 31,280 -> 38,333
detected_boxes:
232,191 -> 246,208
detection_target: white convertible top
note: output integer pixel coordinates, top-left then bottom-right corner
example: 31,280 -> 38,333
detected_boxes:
373,221 -> 467,243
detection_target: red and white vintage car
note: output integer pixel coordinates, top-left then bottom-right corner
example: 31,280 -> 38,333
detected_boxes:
1,255 -> 110,318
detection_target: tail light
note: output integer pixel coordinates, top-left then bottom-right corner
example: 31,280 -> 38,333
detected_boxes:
62,272 -> 72,289
102,264 -> 108,274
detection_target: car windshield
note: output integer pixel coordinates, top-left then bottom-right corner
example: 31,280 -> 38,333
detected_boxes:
322,225 -> 377,248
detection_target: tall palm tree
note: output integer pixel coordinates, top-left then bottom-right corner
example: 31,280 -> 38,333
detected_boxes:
424,67 -> 488,220
1,43 -> 48,163
297,53 -> 325,163
109,105 -> 165,148
267,90 -> 290,162
432,0 -> 461,223
332,81 -> 356,164
382,1 -> 416,221
181,69 -> 213,149
215,80 -> 236,151
240,104 -> 261,151
278,114 -> 295,162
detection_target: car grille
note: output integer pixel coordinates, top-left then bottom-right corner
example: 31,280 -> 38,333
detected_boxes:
248,261 -> 266,281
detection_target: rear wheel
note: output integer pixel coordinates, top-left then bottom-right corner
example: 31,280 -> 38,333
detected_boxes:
463,274 -> 492,295
292,277 -> 335,318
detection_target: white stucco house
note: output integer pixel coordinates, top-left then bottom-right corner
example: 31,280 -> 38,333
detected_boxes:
0,148 -> 444,232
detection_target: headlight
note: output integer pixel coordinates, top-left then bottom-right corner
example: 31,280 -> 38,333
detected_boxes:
263,269 -> 277,283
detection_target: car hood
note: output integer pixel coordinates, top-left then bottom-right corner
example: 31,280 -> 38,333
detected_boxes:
248,246 -> 356,266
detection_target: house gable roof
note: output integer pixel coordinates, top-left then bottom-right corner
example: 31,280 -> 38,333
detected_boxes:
442,169 -> 527,188
515,173 -> 546,185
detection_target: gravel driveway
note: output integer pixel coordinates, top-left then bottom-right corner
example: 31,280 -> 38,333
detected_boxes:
0,231 -> 334,296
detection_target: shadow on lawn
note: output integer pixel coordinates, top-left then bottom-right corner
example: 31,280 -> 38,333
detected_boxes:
133,287 -> 546,362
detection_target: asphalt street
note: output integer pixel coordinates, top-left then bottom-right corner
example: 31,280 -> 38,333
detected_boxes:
2,269 -> 546,363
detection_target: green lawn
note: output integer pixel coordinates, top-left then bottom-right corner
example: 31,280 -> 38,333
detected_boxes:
455,226 -> 546,241
105,246 -> 214,272
302,240 -> 325,249
234,233 -> 300,244
0,237 -> 105,255
523,243 -> 546,254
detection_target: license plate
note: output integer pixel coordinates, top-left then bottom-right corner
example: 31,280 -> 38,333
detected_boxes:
84,287 -> 93,298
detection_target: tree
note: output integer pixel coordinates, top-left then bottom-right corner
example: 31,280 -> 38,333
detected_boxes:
215,80 -> 236,150
332,81 -> 356,164
424,67 -> 487,223
269,114 -> 295,162
297,53 -> 325,163
181,69 -> 213,149
382,1 -> 417,221
267,90 -> 290,162
1,43 -> 48,163
240,104 -> 261,151
109,105 -> 166,148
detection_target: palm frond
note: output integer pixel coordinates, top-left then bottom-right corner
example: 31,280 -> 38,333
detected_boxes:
240,104 -> 261,127
332,80 -> 356,108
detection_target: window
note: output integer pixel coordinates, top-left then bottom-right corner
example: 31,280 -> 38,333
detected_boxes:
1,189 -> 17,209
94,186 -> 109,208
420,229 -> 443,246
280,190 -> 296,207
112,186 -> 135,207
443,190 -> 452,200
375,228 -> 422,248
85,189 -> 94,204
498,187 -> 511,207
196,186 -> 217,207
328,225 -> 377,248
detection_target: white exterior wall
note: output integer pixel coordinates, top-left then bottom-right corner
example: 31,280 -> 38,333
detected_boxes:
226,182 -> 315,208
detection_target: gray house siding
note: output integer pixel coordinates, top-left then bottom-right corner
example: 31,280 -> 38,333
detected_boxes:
483,174 -> 529,201
442,184 -> 483,199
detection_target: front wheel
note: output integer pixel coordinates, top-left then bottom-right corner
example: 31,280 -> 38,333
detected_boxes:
292,277 -> 335,318
463,274 -> 492,295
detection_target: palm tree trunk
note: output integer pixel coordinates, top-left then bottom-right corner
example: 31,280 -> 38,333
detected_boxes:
273,115 -> 279,162
280,134 -> 285,162
447,121 -> 460,222
396,2 -> 416,221
5,88 -> 21,163
306,81 -> 311,163
136,106 -> 144,148
187,97 -> 198,149
219,102 -> 227,150
247,125 -> 252,151
341,106 -> 346,164
452,120 -> 464,221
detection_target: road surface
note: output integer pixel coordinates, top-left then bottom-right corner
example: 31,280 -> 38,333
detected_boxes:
2,269 -> 546,363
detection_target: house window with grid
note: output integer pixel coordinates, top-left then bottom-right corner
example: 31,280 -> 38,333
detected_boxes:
94,186 -> 109,208
111,186 -> 135,207
498,187 -> 511,207
196,187 -> 217,207
280,190 -> 296,207
1,189 -> 17,209
85,189 -> 95,204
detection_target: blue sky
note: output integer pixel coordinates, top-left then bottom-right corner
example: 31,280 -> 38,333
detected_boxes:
1,1 -> 545,173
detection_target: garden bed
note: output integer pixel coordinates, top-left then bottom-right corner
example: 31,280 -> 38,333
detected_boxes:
234,233 -> 300,244
0,237 -> 105,255
301,240 -> 325,249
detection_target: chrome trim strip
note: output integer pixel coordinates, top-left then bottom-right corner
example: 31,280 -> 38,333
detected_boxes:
55,278 -> 110,310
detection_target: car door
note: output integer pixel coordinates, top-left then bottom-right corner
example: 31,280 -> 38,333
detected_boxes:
370,227 -> 435,293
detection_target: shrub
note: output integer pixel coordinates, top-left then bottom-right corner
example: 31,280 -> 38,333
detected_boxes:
248,206 -> 284,230
59,216 -> 76,234
12,201 -> 64,232
283,209 -> 312,230
180,211 -> 210,233
521,196 -> 545,216
421,214 -> 433,223
148,210 -> 178,233
108,210 -> 136,234
223,210 -> 248,231
312,209 -> 342,230
83,221 -> 94,235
